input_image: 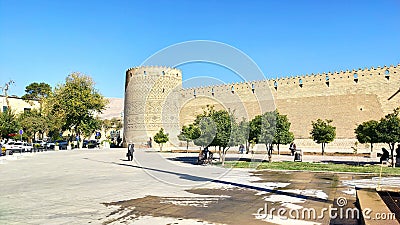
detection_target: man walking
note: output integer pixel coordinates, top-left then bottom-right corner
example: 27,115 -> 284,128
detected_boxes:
127,143 -> 134,161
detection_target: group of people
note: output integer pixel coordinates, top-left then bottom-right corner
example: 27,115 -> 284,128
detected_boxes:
380,144 -> 400,165
198,146 -> 213,165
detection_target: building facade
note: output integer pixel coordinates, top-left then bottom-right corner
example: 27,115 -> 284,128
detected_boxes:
0,95 -> 40,114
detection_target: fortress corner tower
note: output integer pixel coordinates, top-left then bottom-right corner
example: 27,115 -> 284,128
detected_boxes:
123,66 -> 182,147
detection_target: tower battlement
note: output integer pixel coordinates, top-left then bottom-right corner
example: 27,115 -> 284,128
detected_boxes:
181,64 -> 399,94
125,66 -> 182,90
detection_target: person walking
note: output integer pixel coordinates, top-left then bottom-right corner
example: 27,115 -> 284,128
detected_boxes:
380,148 -> 389,164
127,143 -> 134,161
395,144 -> 400,167
289,142 -> 296,156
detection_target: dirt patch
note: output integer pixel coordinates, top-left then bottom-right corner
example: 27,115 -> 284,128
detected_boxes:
102,188 -> 267,225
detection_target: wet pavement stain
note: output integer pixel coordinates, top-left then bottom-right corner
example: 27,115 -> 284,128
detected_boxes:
101,170 -> 378,225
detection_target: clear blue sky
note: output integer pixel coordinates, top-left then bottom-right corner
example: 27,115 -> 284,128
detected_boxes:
1,0 -> 399,98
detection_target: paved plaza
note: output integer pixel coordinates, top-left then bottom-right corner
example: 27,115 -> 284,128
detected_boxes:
1,149 -> 399,225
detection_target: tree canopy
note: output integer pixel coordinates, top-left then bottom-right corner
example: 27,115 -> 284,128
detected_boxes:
154,127 -> 169,151
0,109 -> 19,139
310,119 -> 336,155
191,106 -> 240,165
355,120 -> 379,152
178,124 -> 201,150
376,109 -> 400,163
47,73 -> 108,142
18,109 -> 46,141
22,82 -> 51,110
273,112 -> 294,154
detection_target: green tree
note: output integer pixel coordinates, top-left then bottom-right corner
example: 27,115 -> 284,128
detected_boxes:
310,119 -> 336,155
193,117 -> 217,148
355,120 -> 379,152
41,103 -> 64,141
18,109 -> 46,141
376,109 -> 400,165
249,115 -> 262,144
211,110 -> 238,165
258,111 -> 277,162
110,117 -> 123,130
102,119 -> 113,139
192,106 -> 239,165
0,108 -> 19,140
178,124 -> 200,151
22,82 -> 51,111
235,119 -> 249,152
47,73 -> 108,147
154,128 -> 169,151
193,106 -> 217,148
273,112 -> 294,154
80,117 -> 102,140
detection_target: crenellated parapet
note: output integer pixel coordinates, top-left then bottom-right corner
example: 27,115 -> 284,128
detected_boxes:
125,66 -> 182,90
182,64 -> 399,96
267,64 -> 399,90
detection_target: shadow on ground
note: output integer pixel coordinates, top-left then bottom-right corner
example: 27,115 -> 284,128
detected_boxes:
320,160 -> 380,166
167,156 -> 268,165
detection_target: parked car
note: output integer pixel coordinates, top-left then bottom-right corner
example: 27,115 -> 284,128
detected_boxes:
55,140 -> 68,150
21,142 -> 33,152
82,140 -> 99,149
88,140 -> 99,149
2,141 -> 30,154
46,141 -> 56,150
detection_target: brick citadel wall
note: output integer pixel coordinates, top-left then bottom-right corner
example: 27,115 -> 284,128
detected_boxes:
124,64 -> 400,148
179,64 -> 400,139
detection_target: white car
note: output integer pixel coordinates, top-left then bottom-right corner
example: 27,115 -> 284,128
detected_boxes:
2,141 -> 19,154
22,142 -> 34,152
2,141 -> 33,154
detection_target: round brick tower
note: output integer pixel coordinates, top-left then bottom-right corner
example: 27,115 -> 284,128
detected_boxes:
123,66 -> 182,147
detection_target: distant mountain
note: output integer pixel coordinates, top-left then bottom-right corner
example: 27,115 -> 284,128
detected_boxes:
100,98 -> 124,120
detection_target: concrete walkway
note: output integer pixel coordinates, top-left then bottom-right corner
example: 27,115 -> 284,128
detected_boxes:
0,149 -> 398,224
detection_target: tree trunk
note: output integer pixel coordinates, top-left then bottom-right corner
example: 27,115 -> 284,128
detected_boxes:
322,143 -> 325,155
277,144 -> 280,155
186,140 -> 189,152
160,143 -> 163,151
221,150 -> 226,166
245,140 -> 250,154
218,146 -> 222,162
370,143 -> 373,152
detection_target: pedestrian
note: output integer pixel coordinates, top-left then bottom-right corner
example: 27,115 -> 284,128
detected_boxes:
239,144 -> 244,154
289,142 -> 296,156
204,146 -> 209,159
380,148 -> 389,164
395,144 -> 400,166
127,143 -> 134,161
148,137 -> 152,148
